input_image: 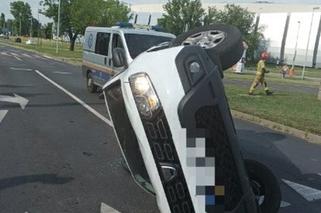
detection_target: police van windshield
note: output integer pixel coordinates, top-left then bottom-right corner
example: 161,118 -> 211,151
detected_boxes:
125,34 -> 173,59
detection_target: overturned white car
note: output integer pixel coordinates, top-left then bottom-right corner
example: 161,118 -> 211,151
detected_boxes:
103,24 -> 281,213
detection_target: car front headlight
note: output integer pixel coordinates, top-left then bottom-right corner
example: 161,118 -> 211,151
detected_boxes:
129,73 -> 160,119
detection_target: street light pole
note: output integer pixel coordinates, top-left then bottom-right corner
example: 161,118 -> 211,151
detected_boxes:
291,21 -> 301,70
56,0 -> 61,54
301,7 -> 320,79
19,12 -> 22,36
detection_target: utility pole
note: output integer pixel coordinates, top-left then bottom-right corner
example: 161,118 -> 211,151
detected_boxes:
301,7 -> 320,80
291,21 -> 301,70
19,12 -> 22,36
56,0 -> 61,54
38,9 -> 40,45
30,17 -> 33,39
280,13 -> 291,64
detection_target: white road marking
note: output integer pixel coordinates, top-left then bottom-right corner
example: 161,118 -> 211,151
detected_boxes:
1,52 -> 10,56
10,67 -> 32,71
283,179 -> 321,202
280,201 -> 291,208
34,70 -> 113,127
53,71 -> 72,75
10,52 -> 19,57
43,55 -> 54,60
33,54 -> 44,59
100,203 -> 120,213
318,173 -> 321,177
0,94 -> 29,110
258,196 -> 291,208
0,110 -> 8,124
14,56 -> 22,61
22,53 -> 32,58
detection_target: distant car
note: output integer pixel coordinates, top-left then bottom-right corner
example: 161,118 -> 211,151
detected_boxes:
82,26 -> 175,93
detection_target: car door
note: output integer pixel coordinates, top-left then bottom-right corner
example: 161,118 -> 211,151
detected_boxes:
94,32 -> 112,86
110,32 -> 127,74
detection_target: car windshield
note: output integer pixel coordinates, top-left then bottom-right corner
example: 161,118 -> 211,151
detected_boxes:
125,34 -> 173,59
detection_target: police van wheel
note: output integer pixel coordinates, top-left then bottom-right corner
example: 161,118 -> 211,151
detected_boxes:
87,74 -> 97,93
245,159 -> 281,213
170,24 -> 243,70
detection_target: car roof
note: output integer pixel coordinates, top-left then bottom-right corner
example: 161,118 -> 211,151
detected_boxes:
85,26 -> 175,38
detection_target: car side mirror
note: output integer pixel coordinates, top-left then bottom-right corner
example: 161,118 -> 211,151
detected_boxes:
112,48 -> 128,69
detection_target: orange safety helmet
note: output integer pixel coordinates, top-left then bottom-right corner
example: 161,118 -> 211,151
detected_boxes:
260,51 -> 269,60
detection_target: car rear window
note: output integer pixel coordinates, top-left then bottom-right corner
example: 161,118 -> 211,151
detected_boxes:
125,34 -> 173,59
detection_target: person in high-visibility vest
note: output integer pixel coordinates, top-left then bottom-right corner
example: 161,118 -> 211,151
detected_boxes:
249,51 -> 273,95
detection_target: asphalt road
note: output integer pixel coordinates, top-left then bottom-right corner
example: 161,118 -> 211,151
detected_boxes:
0,45 -> 321,213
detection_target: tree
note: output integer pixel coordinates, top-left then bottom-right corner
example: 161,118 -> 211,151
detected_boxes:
0,13 -> 5,29
10,1 -> 32,36
158,0 -> 204,35
40,0 -> 131,51
203,7 -> 218,26
99,0 -> 132,27
203,4 -> 263,62
43,22 -> 53,39
5,19 -> 14,35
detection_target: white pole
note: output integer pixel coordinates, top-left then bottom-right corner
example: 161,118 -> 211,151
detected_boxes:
302,7 -> 319,79
291,21 -> 301,70
56,0 -> 61,54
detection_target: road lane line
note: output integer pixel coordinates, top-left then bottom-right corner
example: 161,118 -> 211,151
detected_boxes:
14,56 -> 22,61
10,52 -> 19,56
283,179 -> 321,202
0,110 -> 8,124
1,52 -> 10,56
100,203 -> 120,213
34,70 -> 113,127
280,201 -> 291,208
53,71 -> 72,75
10,67 -> 32,71
22,53 -> 32,58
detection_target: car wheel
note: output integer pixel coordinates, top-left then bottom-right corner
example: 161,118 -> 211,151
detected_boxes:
87,73 -> 97,93
170,24 -> 244,70
245,159 -> 281,213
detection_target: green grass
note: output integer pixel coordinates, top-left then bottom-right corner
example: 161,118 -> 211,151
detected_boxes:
0,36 -> 83,64
224,71 -> 320,87
225,84 -> 321,135
245,63 -> 321,79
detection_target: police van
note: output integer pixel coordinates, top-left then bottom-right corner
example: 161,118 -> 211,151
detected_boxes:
82,26 -> 176,92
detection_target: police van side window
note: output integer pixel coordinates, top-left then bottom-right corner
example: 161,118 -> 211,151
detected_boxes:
95,32 -> 110,56
112,34 -> 124,49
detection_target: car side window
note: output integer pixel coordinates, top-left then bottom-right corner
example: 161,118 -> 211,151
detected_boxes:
112,34 -> 124,49
95,32 -> 110,56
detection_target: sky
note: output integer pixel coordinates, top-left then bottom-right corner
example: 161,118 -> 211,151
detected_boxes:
0,0 -> 319,23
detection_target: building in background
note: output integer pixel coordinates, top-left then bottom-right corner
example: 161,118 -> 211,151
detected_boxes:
131,3 -> 321,67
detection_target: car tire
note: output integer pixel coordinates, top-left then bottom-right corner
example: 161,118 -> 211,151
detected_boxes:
170,24 -> 244,70
87,73 -> 97,93
245,159 -> 281,213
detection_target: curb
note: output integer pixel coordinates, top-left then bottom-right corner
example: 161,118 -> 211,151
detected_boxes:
231,110 -> 321,145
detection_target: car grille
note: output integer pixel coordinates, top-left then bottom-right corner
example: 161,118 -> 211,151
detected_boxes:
142,110 -> 195,213
195,106 -> 243,211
